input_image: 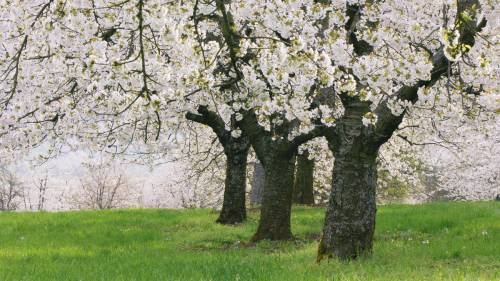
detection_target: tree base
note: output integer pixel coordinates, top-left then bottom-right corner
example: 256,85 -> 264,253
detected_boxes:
317,227 -> 374,262
251,156 -> 296,242
216,213 -> 246,225
250,228 -> 294,242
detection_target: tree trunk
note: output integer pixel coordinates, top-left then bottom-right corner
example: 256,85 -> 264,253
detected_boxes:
314,0 -> 485,261
216,144 -> 250,225
318,97 -> 379,261
251,155 -> 296,241
250,161 -> 265,205
293,151 -> 315,205
185,106 -> 251,225
317,149 -> 377,260
237,110 -> 323,241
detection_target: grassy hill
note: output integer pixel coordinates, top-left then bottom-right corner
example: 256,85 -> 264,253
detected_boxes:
0,202 -> 499,281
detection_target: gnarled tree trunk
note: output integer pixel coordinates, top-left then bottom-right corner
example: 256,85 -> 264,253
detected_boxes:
316,0 -> 485,262
317,97 -> 380,261
317,146 -> 378,260
293,150 -> 315,205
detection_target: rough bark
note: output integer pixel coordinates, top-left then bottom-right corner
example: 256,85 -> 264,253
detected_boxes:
317,147 -> 378,260
317,97 -> 379,261
317,0 -> 485,261
250,161 -> 265,206
251,152 -> 296,241
293,150 -> 315,205
216,144 -> 249,224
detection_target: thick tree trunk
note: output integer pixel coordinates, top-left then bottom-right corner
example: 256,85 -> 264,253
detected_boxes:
251,155 -> 296,241
237,110 -> 323,241
293,151 -> 315,205
250,161 -> 265,205
314,0 -> 484,262
317,149 -> 378,260
216,148 -> 249,224
318,97 -> 379,261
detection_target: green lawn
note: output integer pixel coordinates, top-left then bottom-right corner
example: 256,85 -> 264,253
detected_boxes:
0,202 -> 499,281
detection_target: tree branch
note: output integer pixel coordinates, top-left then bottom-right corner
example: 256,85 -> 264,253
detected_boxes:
186,105 -> 229,146
372,0 -> 486,145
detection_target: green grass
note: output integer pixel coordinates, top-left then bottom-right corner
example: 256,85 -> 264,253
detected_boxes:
0,202 -> 499,281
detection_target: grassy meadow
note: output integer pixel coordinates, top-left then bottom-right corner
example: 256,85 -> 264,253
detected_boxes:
0,202 -> 499,281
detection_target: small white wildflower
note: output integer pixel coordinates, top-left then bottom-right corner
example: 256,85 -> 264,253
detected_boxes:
481,230 -> 488,236
422,240 -> 429,244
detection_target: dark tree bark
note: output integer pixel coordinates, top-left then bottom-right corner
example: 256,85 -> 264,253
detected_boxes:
216,138 -> 250,224
250,161 -> 265,205
238,111 -> 323,241
318,98 -> 379,261
186,106 -> 250,225
317,0 -> 486,261
206,0 -> 322,238
293,150 -> 315,205
252,151 -> 296,240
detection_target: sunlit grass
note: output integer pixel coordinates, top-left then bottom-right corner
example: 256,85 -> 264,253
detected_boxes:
0,202 -> 498,280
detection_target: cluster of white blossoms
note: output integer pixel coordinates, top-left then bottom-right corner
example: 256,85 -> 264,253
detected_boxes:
0,0 -> 498,200
0,0 -> 194,158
